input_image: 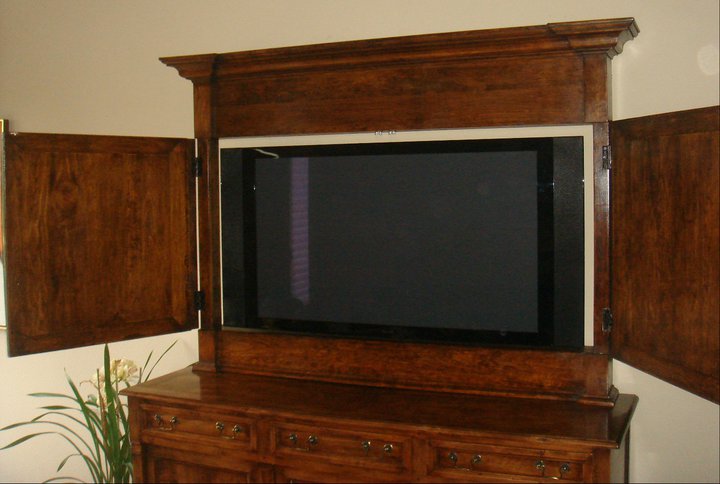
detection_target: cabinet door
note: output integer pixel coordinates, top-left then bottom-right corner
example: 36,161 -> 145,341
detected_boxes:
143,445 -> 253,483
610,106 -> 719,403
1,126 -> 197,355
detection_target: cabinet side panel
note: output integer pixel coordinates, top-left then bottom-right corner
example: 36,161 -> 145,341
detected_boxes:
611,106 -> 720,403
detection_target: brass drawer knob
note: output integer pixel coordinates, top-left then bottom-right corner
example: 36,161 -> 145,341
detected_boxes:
288,433 -> 318,451
153,414 -> 177,431
383,443 -> 394,455
448,451 -> 481,471
560,463 -> 571,477
361,440 -> 371,455
216,422 -> 243,439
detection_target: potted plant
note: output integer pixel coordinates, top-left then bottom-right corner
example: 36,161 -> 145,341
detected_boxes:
1,342 -> 175,483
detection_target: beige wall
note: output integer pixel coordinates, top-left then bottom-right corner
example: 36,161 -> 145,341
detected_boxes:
0,1 -> 718,482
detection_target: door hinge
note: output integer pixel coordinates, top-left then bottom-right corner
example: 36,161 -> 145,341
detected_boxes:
602,307 -> 614,333
192,156 -> 202,178
602,145 -> 612,170
194,290 -> 206,311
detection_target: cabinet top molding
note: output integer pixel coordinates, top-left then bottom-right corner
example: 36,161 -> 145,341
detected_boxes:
161,18 -> 639,83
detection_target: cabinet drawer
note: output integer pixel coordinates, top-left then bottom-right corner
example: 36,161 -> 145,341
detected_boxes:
271,421 -> 411,474
429,440 -> 589,482
141,404 -> 257,451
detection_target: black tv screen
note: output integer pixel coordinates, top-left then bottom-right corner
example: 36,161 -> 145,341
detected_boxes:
221,137 -> 584,349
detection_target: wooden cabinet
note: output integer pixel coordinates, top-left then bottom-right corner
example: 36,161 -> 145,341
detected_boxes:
124,369 -> 636,483
4,16 -> 717,483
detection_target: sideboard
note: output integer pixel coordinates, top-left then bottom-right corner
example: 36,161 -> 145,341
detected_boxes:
125,367 -> 637,483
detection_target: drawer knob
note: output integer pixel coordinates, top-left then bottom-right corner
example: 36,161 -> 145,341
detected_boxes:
288,433 -> 318,451
560,463 -> 571,477
216,422 -> 243,440
361,440 -> 372,455
383,443 -> 394,455
153,414 -> 177,431
448,451 -> 481,471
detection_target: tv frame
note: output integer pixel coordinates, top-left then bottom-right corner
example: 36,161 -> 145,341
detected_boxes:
220,135 -> 585,350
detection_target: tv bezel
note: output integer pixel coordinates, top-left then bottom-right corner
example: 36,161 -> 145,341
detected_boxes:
220,137 -> 584,350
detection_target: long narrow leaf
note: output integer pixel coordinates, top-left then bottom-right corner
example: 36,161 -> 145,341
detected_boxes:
27,412 -> 106,458
65,373 -> 106,479
104,346 -> 120,470
50,432 -> 105,483
3,428 -> 103,482
1,418 -> 100,466
142,340 -> 177,382
32,409 -> 99,430
39,405 -> 77,411
0,431 -> 53,450
137,349 -> 154,383
28,392 -> 77,399
56,452 -> 80,472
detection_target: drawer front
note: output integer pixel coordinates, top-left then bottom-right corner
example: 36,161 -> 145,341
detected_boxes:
430,441 -> 589,482
271,421 -> 411,474
141,404 -> 257,451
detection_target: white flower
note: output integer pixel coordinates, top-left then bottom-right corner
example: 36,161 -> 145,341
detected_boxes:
109,358 -> 139,385
85,357 -> 139,399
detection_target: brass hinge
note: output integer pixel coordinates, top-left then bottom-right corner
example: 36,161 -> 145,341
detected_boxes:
602,145 -> 612,170
602,307 -> 614,333
192,156 -> 202,178
194,290 -> 206,311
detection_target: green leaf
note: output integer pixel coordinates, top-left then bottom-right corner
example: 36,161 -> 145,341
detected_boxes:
43,476 -> 86,483
39,405 -> 77,411
56,452 -> 78,472
142,339 -> 177,382
0,431 -> 53,449
28,392 -> 76,399
65,371 -> 106,479
1,420 -> 38,432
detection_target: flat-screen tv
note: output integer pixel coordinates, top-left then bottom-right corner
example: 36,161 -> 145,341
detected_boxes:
221,137 -> 584,350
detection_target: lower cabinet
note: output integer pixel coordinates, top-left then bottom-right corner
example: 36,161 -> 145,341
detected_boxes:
142,446 -> 258,483
124,369 -> 635,483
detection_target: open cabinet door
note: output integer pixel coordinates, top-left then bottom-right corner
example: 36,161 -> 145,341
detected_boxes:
610,106 -> 719,403
1,122 -> 198,356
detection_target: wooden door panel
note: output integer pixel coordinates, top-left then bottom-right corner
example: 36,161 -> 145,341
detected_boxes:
144,445 -> 251,483
2,132 -> 197,355
610,106 -> 719,403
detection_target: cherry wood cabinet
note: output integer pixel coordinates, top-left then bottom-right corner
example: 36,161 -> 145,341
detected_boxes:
125,368 -> 637,483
